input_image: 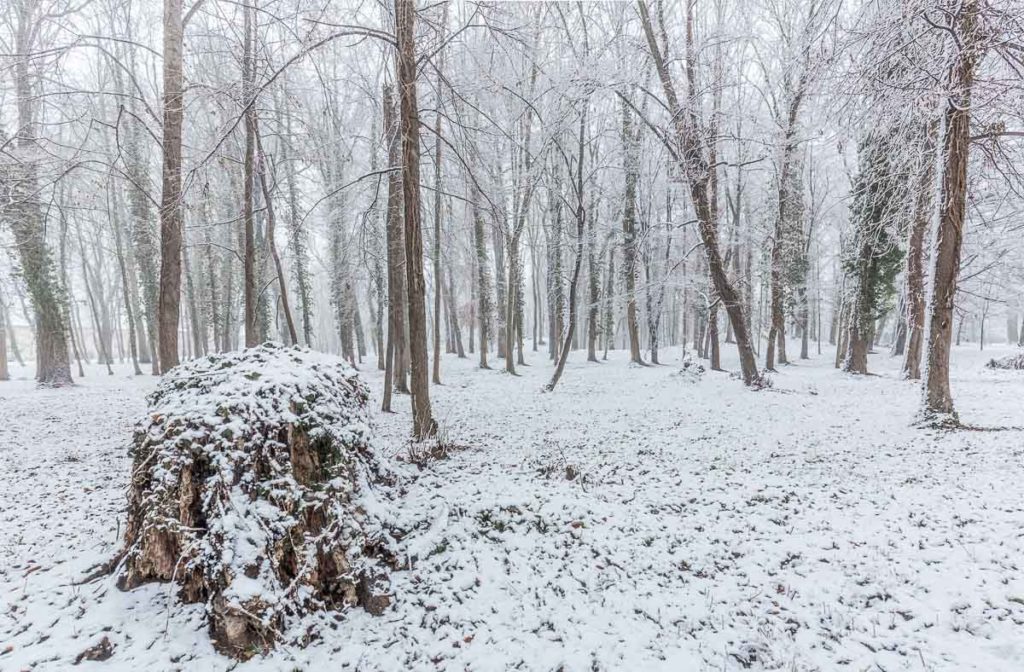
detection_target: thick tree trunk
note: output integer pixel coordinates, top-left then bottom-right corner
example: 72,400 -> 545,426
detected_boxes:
924,1 -> 978,422
844,234 -> 874,374
395,0 -> 435,439
7,8 -> 72,386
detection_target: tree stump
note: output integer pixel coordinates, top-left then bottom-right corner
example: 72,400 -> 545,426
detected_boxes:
117,343 -> 393,659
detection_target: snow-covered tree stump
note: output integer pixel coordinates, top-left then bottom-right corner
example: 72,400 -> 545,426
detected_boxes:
116,343 -> 393,659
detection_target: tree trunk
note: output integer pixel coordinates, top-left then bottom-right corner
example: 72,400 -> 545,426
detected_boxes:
395,0 -> 435,438
431,6 -> 447,384
638,0 -> 759,385
471,181 -> 491,369
546,106 -> 589,392
241,2 -> 259,349
254,126 -> 299,346
6,2 -> 73,386
621,101 -> 644,365
157,0 -> 185,372
923,1 -> 979,422
903,118 -> 938,379
382,84 -> 409,410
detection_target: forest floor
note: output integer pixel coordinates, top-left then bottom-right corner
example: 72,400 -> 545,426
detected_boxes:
2,341 -> 1023,671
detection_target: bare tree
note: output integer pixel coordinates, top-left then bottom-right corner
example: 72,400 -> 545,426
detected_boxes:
395,0 -> 435,438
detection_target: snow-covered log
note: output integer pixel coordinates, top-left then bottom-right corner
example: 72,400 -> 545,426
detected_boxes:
986,352 -> 1024,370
116,343 -> 393,659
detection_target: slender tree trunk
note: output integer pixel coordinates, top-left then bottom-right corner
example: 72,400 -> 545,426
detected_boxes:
1,297 -> 25,368
621,101 -> 644,365
76,221 -> 114,375
157,0 -> 185,372
446,266 -> 466,358
241,2 -> 259,348
0,302 -> 8,381
586,213 -> 600,363
638,0 -> 759,385
546,106 -> 589,392
904,119 -> 938,379
472,180 -> 491,369
382,84 -> 409,409
112,181 -> 144,374
254,126 -> 299,345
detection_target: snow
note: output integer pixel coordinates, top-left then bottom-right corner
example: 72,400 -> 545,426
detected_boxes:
2,342 -> 1023,671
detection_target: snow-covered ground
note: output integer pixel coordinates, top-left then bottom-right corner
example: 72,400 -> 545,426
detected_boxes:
2,342 -> 1023,671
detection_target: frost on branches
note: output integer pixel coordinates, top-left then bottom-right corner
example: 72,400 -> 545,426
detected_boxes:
115,343 -> 394,659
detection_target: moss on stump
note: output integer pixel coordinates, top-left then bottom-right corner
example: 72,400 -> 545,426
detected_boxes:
117,343 -> 393,659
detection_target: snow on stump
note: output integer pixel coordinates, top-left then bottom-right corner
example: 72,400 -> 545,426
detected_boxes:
116,343 -> 393,659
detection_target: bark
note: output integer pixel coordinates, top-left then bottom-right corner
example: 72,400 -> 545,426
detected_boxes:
903,118 -> 938,379
638,0 -> 759,385
0,302 -> 8,381
157,0 -> 185,372
923,1 -> 979,421
395,0 -> 435,438
75,221 -> 114,374
446,266 -> 466,358
431,5 -> 447,384
382,84 -> 409,410
472,180 -> 491,369
0,287 -> 24,369
547,178 -> 565,363
183,230 -> 205,358
242,2 -> 258,349
493,225 -> 507,359
5,2 -> 73,386
621,101 -> 644,365
254,127 -> 299,345
277,91 -> 315,347
844,233 -> 874,374
648,188 -> 673,365
546,107 -> 589,392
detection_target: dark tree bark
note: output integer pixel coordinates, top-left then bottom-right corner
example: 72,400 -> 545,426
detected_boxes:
924,0 -> 979,422
395,0 -> 435,438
